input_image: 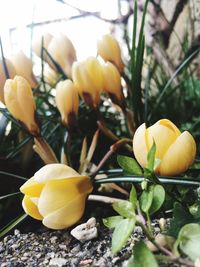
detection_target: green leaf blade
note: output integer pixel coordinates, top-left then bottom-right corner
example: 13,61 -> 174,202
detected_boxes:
149,185 -> 165,215
113,200 -> 135,218
112,218 -> 135,254
131,241 -> 158,267
117,155 -> 143,175
103,216 -> 123,229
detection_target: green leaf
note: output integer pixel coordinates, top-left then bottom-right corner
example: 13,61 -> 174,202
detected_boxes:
149,185 -> 165,215
140,186 -> 154,213
117,155 -> 143,175
103,216 -> 123,229
129,185 -> 137,209
0,192 -> 21,201
147,142 -> 156,172
168,203 -> 193,237
131,241 -> 158,267
112,218 -> 135,253
0,214 -> 28,238
178,223 -> 200,261
113,200 -> 135,218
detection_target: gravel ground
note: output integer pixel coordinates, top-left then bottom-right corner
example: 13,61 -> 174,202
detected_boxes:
0,220 -> 178,267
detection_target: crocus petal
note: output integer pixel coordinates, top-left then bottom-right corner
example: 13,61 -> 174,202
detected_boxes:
159,131 -> 196,176
146,120 -> 181,160
22,195 -> 43,220
55,79 -> 79,126
38,176 -> 92,217
42,194 -> 87,229
34,163 -> 82,183
133,123 -> 148,167
20,177 -> 44,197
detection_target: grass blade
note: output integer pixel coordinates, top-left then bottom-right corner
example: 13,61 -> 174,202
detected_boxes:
0,192 -> 21,200
148,47 -> 200,121
0,171 -> 27,181
0,214 -> 28,239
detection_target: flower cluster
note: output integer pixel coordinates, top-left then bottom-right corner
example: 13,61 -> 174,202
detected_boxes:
0,31 -> 197,231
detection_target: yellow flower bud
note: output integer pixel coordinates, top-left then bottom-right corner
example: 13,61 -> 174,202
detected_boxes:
133,119 -> 196,176
101,62 -> 124,106
55,79 -> 79,128
0,58 -> 16,103
72,57 -> 103,109
32,32 -> 53,59
97,34 -> 124,73
20,164 -> 93,229
9,51 -> 38,88
43,65 -> 61,87
4,75 -> 40,136
47,34 -> 77,78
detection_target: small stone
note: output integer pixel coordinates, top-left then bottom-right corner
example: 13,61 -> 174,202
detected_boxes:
70,217 -> 98,242
49,257 -> 67,267
79,259 -> 93,266
14,229 -> 20,235
58,244 -> 67,250
50,236 -> 58,244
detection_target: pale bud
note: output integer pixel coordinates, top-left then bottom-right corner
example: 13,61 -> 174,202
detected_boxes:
55,79 -> 79,128
4,75 -> 40,135
9,51 -> 38,88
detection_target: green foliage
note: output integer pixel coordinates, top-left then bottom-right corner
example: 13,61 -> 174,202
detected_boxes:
128,241 -> 158,267
103,216 -> 123,229
175,223 -> 200,261
168,203 -> 194,238
113,200 -> 135,218
112,218 -> 136,254
117,155 -> 143,175
149,185 -> 165,215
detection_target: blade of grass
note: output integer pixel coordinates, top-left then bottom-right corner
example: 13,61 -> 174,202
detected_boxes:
0,214 -> 28,239
0,171 -> 27,181
148,48 -> 200,121
131,0 -> 149,126
6,136 -> 32,159
0,192 -> 21,200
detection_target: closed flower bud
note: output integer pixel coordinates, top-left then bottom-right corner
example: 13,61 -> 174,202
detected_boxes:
72,57 -> 103,109
55,79 -> 79,128
4,75 -> 40,136
20,164 -> 93,229
101,62 -> 124,106
44,65 -> 61,87
9,51 -> 38,88
32,32 -> 53,59
0,58 -> 16,103
97,34 -> 124,73
133,119 -> 196,176
47,34 -> 77,78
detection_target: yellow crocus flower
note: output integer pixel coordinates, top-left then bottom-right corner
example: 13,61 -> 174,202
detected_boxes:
20,164 -> 93,229
9,51 -> 38,88
4,75 -> 40,136
72,57 -> 103,109
0,58 -> 16,103
97,34 -> 124,73
32,32 -> 53,59
101,62 -> 124,106
133,119 -> 196,176
55,79 -> 79,128
47,34 -> 77,78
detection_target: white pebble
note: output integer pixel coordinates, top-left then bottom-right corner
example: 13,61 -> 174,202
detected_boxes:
70,217 -> 98,242
49,257 -> 67,267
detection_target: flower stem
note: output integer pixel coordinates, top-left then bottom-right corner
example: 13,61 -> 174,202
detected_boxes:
90,138 -> 130,179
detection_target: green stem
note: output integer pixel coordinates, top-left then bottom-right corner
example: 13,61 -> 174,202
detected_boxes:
95,176 -> 200,187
